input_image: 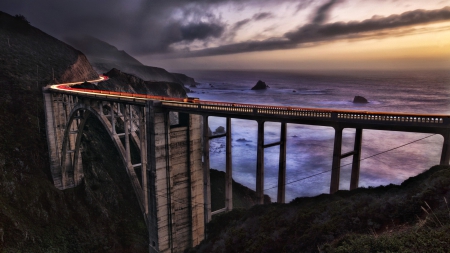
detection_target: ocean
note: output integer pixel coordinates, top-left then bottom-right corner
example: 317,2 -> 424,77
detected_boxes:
182,69 -> 450,202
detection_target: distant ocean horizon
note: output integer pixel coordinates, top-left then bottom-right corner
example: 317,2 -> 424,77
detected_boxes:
180,69 -> 450,202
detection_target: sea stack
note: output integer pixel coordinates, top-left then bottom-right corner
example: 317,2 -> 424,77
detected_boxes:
251,80 -> 270,90
353,95 -> 369,103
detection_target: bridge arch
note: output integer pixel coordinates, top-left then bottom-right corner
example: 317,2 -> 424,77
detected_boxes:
46,95 -> 149,219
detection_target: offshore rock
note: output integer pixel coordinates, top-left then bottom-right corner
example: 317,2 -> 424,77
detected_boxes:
251,80 -> 269,90
353,95 -> 369,103
214,126 -> 225,134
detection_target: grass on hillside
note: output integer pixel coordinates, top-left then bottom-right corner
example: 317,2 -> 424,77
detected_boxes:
190,165 -> 450,253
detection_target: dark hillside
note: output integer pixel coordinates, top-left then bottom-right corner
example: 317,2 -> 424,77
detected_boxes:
0,11 -> 98,86
98,68 -> 187,98
65,35 -> 197,88
210,169 -> 271,211
0,11 -> 147,252
190,165 -> 450,253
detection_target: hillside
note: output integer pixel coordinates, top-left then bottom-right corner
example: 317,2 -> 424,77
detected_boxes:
98,68 -> 187,98
64,35 -> 198,88
210,169 -> 271,211
0,11 -> 148,252
0,12 -> 98,86
190,165 -> 450,253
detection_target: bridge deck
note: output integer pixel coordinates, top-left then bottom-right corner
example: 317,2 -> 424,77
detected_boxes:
49,83 -> 450,135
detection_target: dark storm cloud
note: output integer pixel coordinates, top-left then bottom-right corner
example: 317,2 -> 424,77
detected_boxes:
0,0 -> 305,55
230,12 -> 272,32
312,0 -> 342,24
174,39 -> 296,58
233,19 -> 252,30
253,12 -> 274,21
180,22 -> 224,41
181,0 -> 342,57
285,6 -> 450,42
181,5 -> 450,57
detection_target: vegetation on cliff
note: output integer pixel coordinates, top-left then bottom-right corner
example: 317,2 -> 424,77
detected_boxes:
0,11 -> 147,252
191,165 -> 450,253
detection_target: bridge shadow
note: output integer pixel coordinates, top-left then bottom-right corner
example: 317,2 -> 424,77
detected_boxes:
78,114 -> 148,250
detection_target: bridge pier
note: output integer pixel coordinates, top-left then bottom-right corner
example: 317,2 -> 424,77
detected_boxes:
202,116 -> 212,225
330,127 -> 363,193
330,127 -> 343,194
277,122 -> 287,204
441,131 -> 450,165
44,92 -> 206,253
207,117 -> 233,215
256,120 -> 265,204
350,128 -> 363,190
225,117 -> 233,211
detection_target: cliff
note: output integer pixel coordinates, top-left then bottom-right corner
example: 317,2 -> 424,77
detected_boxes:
171,73 -> 198,87
65,35 -> 197,88
0,11 -> 147,252
0,12 -> 98,87
98,68 -> 187,98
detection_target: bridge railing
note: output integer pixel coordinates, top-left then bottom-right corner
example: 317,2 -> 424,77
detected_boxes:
49,83 -> 450,126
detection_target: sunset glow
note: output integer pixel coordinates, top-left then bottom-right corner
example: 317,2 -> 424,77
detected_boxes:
1,0 -> 450,70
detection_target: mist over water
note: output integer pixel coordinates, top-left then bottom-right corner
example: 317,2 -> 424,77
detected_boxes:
183,69 -> 450,202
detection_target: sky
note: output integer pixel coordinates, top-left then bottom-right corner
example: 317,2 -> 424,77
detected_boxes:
1,0 -> 450,71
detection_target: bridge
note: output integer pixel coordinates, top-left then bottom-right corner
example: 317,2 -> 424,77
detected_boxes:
43,76 -> 450,253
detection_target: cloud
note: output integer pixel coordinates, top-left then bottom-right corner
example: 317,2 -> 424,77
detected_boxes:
312,0 -> 342,24
0,0 -> 305,55
233,19 -> 252,30
285,6 -> 450,42
295,0 -> 314,13
253,12 -> 274,21
180,22 -> 225,41
179,5 -> 450,57
174,39 -> 295,57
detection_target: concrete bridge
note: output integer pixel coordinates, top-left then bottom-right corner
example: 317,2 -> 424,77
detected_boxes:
43,76 -> 450,253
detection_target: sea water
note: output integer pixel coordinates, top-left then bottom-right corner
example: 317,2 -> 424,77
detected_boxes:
182,69 -> 450,202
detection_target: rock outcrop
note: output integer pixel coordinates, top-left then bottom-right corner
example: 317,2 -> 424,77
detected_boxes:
353,95 -> 369,103
100,68 -> 187,98
172,73 -> 198,87
214,126 -> 225,134
251,80 -> 270,90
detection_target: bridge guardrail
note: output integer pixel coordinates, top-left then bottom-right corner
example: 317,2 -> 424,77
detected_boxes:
48,77 -> 450,127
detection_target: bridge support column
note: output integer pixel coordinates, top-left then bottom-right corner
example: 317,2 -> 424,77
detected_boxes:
43,90 -> 63,189
124,105 -> 131,167
277,122 -> 287,204
330,126 -> 343,194
146,102 -> 166,253
256,120 -> 265,204
202,115 -> 212,225
225,117 -> 233,211
350,128 -> 363,190
441,131 -> 450,165
110,102 -> 116,134
139,107 -> 149,215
